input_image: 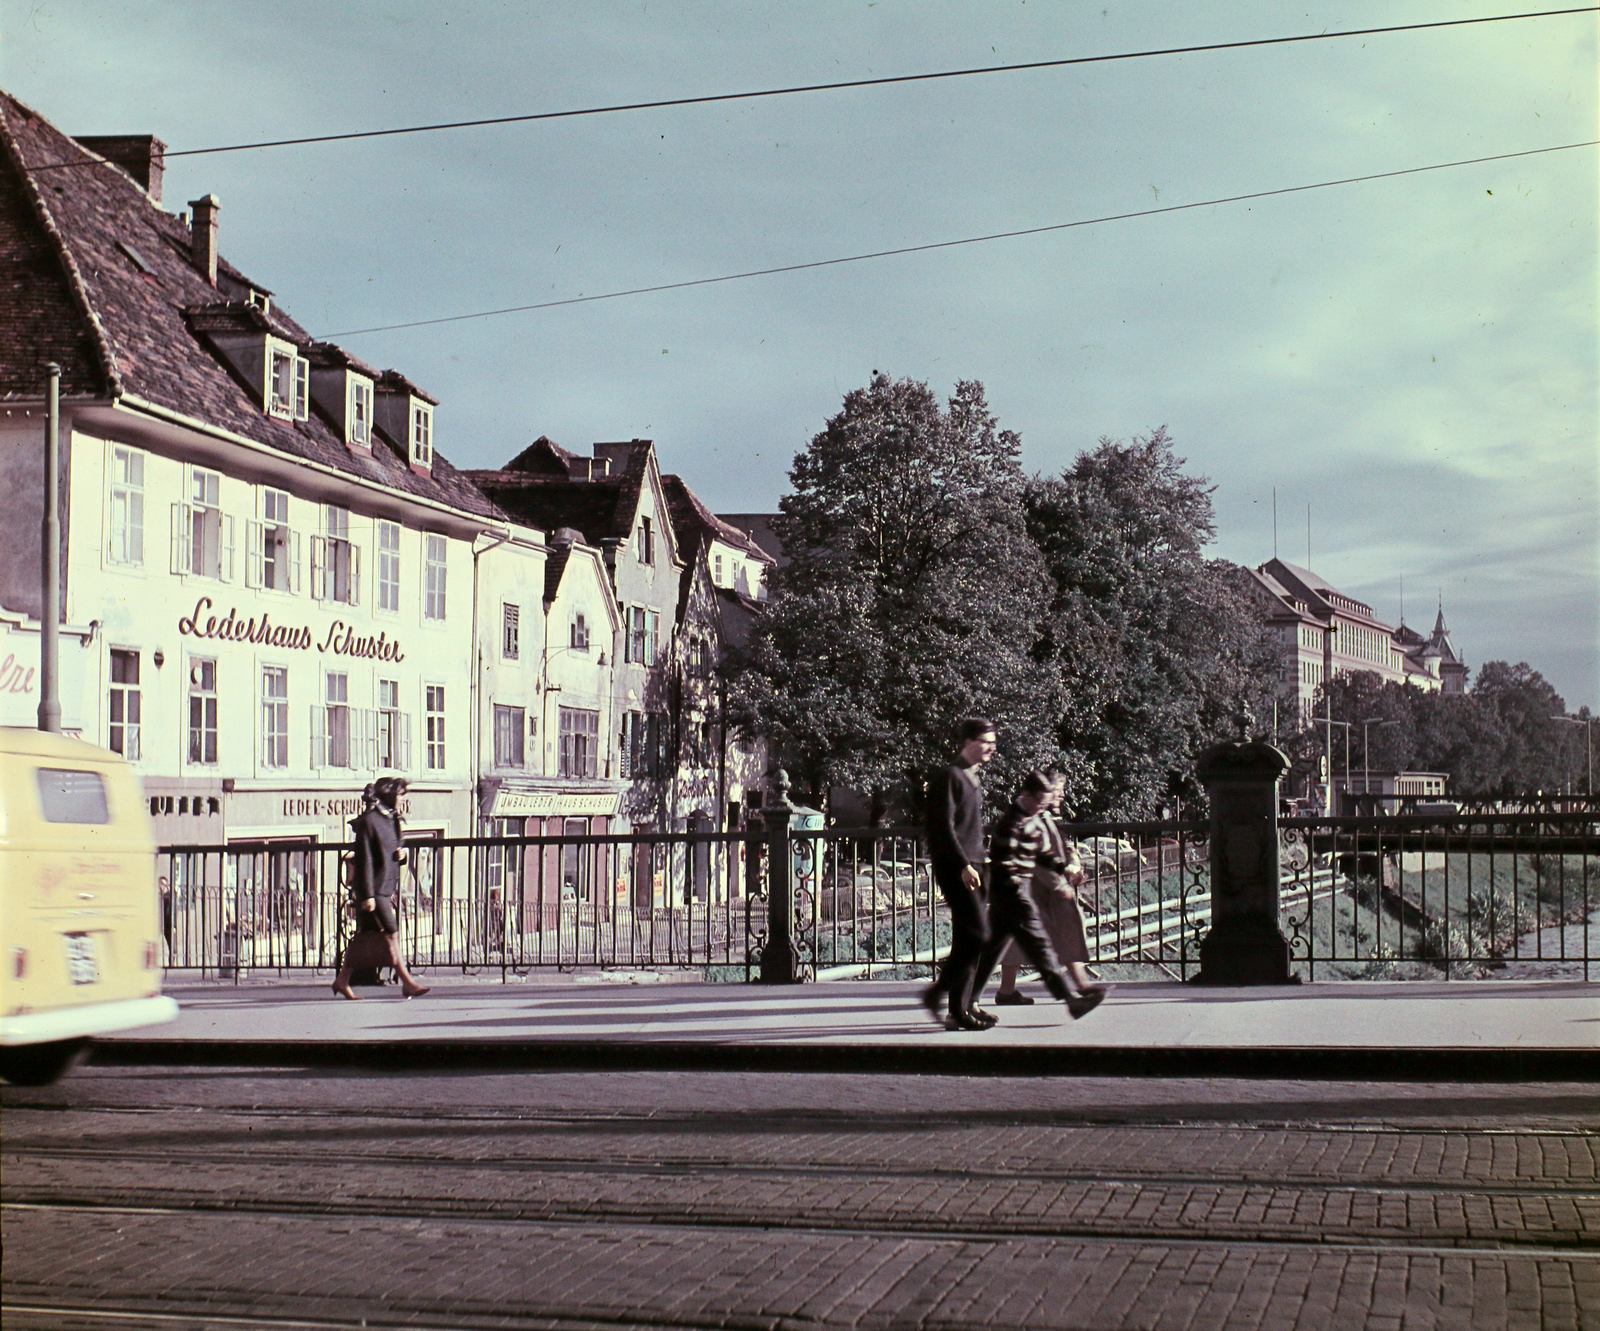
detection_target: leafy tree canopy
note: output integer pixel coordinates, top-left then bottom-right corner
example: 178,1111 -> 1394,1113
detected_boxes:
734,374 -> 1059,808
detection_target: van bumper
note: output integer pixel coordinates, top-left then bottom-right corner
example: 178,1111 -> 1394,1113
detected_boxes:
0,996 -> 180,1046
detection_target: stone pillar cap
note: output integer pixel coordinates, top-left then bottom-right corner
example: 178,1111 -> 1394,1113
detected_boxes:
1195,739 -> 1289,781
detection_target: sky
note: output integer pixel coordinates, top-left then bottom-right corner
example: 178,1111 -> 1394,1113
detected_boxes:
5,1 -> 1596,709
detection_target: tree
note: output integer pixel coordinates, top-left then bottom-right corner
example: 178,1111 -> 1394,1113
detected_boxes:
733,374 -> 1060,811
1024,429 -> 1278,817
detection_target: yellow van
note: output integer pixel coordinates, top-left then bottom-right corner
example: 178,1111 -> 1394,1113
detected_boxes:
0,727 -> 177,1084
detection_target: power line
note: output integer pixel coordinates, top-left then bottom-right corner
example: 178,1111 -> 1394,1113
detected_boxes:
26,7 -> 1597,171
319,140 -> 1597,339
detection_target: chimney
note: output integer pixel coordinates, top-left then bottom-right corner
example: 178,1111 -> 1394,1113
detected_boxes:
75,135 -> 166,202
188,194 -> 220,286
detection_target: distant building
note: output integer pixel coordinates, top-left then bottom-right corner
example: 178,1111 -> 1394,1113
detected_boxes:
1239,559 -> 1467,723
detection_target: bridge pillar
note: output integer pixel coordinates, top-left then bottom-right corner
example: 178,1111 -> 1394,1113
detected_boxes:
1193,732 -> 1299,985
759,770 -> 800,984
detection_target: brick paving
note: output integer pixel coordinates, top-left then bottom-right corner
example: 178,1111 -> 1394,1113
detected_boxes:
3,1069 -> 1597,1330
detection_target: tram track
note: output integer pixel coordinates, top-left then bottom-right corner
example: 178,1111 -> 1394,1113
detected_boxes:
7,1140 -> 1599,1197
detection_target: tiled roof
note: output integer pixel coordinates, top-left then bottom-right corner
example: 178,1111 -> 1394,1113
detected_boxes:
662,476 -> 773,565
0,90 -> 501,521
468,439 -> 652,548
543,542 -> 574,605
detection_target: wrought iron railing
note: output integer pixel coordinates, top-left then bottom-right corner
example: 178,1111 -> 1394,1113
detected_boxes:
158,809 -> 1596,982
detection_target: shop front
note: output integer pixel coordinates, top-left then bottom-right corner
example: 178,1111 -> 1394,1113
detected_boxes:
478,781 -> 625,928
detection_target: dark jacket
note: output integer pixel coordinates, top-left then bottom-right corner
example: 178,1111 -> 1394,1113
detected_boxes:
349,806 -> 403,901
926,763 -> 987,872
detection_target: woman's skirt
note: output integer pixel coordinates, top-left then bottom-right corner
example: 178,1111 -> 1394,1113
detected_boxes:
1000,883 -> 1088,966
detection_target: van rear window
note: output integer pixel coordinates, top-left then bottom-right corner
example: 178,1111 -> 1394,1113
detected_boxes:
35,768 -> 111,824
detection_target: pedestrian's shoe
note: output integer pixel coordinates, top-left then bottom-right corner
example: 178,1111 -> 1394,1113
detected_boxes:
920,983 -> 946,1023
968,1006 -> 999,1028
1066,989 -> 1106,1020
331,981 -> 359,1001
944,1010 -> 986,1032
994,990 -> 1034,1006
401,982 -> 431,999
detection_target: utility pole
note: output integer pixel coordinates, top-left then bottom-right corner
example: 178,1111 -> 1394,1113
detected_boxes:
1362,717 -> 1394,808
1322,621 -> 1337,815
38,362 -> 61,734
1554,716 -> 1594,797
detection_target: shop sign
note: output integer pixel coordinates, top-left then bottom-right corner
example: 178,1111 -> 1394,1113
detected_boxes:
178,596 -> 404,661
280,794 -> 413,819
491,788 -> 621,818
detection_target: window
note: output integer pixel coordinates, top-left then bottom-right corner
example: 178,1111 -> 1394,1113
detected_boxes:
261,667 -> 289,768
559,708 -> 600,779
712,552 -> 722,584
561,817 -> 592,901
187,658 -> 217,765
173,468 -> 234,581
410,401 -> 433,467
268,343 -> 309,420
626,606 -> 659,665
621,710 -> 667,779
35,769 -> 110,824
324,672 -> 350,768
425,685 -> 446,770
493,705 -> 525,769
108,649 -> 140,759
108,446 -> 144,565
268,344 -> 309,420
502,603 -> 519,660
485,815 -> 524,899
348,377 -> 372,446
312,505 -> 359,605
376,678 -> 408,769
248,488 -> 300,593
637,515 -> 654,565
377,521 -> 401,612
570,613 -> 589,651
423,534 -> 447,620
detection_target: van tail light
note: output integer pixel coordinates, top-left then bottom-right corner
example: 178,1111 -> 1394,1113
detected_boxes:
143,941 -> 160,970
12,948 -> 26,979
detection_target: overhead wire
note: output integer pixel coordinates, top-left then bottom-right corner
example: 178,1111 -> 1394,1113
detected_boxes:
21,6 -> 1597,171
318,140 -> 1598,339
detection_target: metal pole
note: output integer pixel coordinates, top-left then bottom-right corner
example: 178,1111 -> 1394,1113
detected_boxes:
1322,623 -> 1335,816
38,362 -> 61,734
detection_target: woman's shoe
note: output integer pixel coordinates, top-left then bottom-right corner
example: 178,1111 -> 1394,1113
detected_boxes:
994,990 -> 1034,1006
944,1010 -> 986,1031
401,982 -> 431,999
331,982 -> 359,1000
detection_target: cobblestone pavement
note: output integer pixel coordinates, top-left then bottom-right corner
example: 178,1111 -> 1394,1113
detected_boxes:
3,1069 -> 1597,1330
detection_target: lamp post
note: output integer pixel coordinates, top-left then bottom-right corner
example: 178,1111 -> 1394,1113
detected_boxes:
1553,715 -> 1594,796
38,362 -> 61,734
1326,718 -> 1353,814
1361,717 -> 1394,807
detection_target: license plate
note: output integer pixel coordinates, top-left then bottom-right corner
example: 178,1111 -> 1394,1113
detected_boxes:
63,933 -> 99,985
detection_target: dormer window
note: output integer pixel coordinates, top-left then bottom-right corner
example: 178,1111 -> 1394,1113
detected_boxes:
410,402 -> 433,469
348,377 -> 373,447
267,340 -> 308,421
247,289 -> 271,314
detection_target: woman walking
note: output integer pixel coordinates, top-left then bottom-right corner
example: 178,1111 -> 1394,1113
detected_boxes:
332,777 -> 430,1000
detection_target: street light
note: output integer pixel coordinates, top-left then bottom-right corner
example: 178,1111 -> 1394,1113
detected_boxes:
1361,716 -> 1395,806
1326,718 -> 1354,814
1553,715 -> 1594,796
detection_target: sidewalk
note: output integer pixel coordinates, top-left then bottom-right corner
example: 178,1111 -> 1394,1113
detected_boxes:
97,977 -> 1600,1078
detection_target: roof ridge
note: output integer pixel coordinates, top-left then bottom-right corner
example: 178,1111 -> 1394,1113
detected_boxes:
0,93 -> 121,396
